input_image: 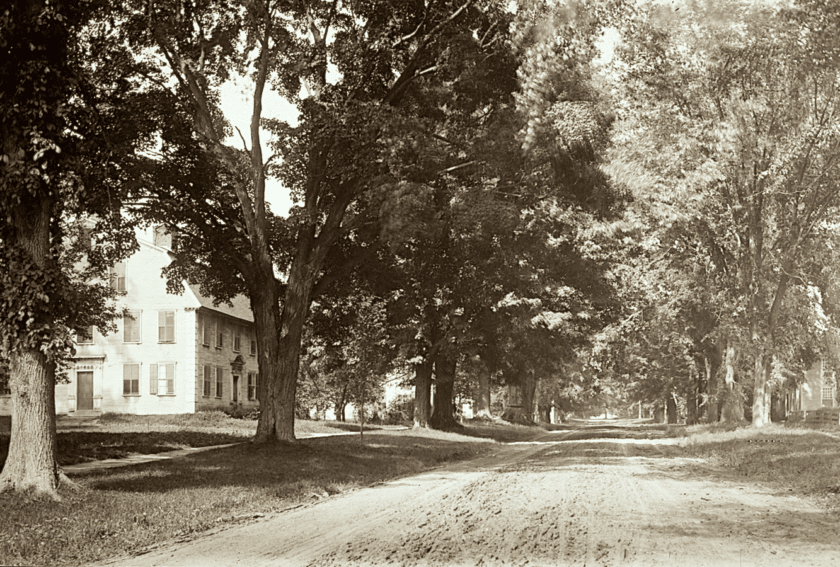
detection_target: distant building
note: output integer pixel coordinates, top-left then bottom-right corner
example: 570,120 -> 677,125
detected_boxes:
0,226 -> 260,417
787,359 -> 836,413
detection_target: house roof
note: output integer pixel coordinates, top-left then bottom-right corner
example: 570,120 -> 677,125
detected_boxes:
185,283 -> 254,323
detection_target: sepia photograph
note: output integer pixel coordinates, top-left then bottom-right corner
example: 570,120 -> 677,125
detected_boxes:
2,0 -> 840,565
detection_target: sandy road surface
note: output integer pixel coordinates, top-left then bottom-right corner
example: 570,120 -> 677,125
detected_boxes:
99,426 -> 840,567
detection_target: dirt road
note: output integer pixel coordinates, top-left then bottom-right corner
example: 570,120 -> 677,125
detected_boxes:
100,425 -> 840,567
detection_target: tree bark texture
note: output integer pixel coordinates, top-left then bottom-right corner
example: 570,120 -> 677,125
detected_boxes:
666,393 -> 678,425
720,343 -> 744,422
429,352 -> 459,430
0,196 -> 63,498
751,355 -> 772,427
686,385 -> 698,426
653,406 -> 665,423
475,365 -> 492,419
705,353 -> 720,423
413,358 -> 433,428
255,266 -> 311,442
501,373 -> 537,425
0,348 -> 61,497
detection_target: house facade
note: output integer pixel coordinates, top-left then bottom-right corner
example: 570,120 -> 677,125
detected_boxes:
0,227 -> 261,417
792,359 -> 836,412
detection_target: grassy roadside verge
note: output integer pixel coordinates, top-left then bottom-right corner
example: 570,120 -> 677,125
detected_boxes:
0,414 -> 520,567
676,422 -> 840,509
0,412 -> 400,467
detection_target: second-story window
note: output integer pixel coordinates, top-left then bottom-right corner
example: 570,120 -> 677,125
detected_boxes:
250,334 -> 257,356
76,326 -> 94,345
158,311 -> 175,343
123,310 -> 141,343
216,320 -> 224,349
233,326 -> 241,352
110,262 -> 126,292
201,314 -> 211,346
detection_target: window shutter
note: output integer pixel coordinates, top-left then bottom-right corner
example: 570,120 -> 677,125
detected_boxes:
203,366 -> 210,396
150,364 -> 158,395
166,363 -> 175,395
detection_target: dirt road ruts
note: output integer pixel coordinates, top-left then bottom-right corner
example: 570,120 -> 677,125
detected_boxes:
98,425 -> 840,567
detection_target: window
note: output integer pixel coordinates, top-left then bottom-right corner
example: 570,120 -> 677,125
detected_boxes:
216,320 -> 224,349
110,262 -> 126,292
823,368 -> 836,407
250,335 -> 257,356
247,372 -> 258,401
215,367 -> 224,398
233,326 -> 241,352
158,311 -> 175,343
123,363 -> 139,395
123,310 -> 141,343
150,363 -> 175,395
201,314 -> 211,346
203,366 -> 212,397
76,326 -> 94,344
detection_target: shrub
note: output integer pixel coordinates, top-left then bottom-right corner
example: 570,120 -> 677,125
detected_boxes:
222,407 -> 260,420
383,394 -> 414,425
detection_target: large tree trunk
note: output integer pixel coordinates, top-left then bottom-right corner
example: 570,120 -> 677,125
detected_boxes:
502,373 -> 537,425
752,355 -> 772,427
653,405 -> 665,423
257,271 -> 309,442
413,357 -> 433,428
0,195 -> 68,499
474,364 -> 492,419
720,342 -> 744,422
429,352 -> 459,430
705,354 -> 720,423
523,373 -> 537,422
686,362 -> 699,425
249,276 -> 284,441
686,385 -> 698,425
752,274 -> 788,427
336,384 -> 348,422
0,349 -> 62,498
666,393 -> 678,424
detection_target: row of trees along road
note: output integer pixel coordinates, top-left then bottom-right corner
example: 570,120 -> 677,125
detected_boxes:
0,0 -> 626,499
11,0 -> 840,500
598,0 -> 840,426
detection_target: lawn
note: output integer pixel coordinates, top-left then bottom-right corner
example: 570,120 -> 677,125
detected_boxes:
0,412 -> 401,467
0,413 -> 534,567
676,422 -> 840,508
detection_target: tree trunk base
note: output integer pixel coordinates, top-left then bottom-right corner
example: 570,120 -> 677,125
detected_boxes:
428,412 -> 463,431
471,410 -> 495,421
501,406 -> 534,425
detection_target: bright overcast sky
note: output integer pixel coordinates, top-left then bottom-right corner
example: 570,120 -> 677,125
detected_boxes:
218,79 -> 298,216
